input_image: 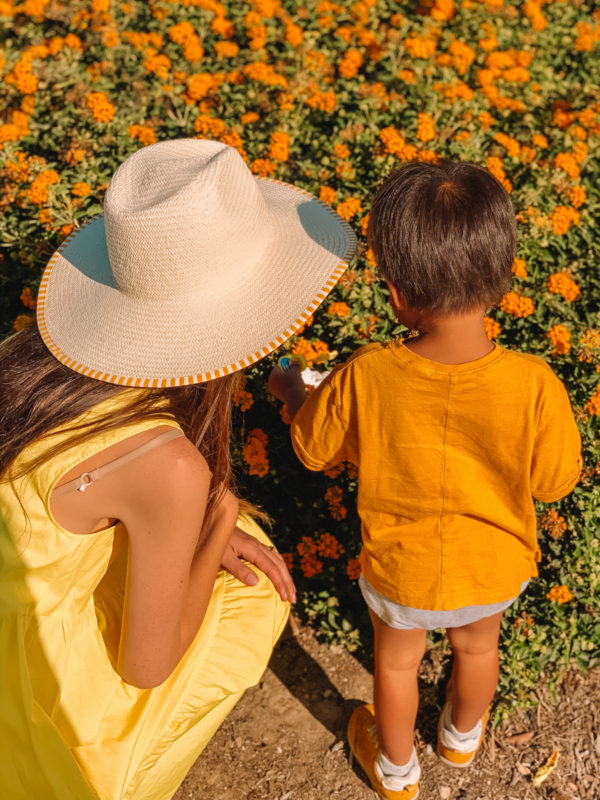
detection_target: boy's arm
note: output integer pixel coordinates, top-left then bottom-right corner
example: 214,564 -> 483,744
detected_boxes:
268,364 -> 307,420
530,377 -> 582,502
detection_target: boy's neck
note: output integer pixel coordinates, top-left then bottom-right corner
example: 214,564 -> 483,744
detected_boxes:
403,308 -> 494,365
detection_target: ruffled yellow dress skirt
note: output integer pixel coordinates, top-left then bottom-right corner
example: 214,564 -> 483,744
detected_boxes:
0,404 -> 289,800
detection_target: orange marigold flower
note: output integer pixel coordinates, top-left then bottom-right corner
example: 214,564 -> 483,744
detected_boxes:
336,197 -> 362,221
500,292 -> 535,318
486,156 -> 511,193
553,152 -> 580,180
244,62 -> 288,88
169,21 -> 196,44
305,88 -> 337,112
72,181 -> 92,197
241,111 -> 259,124
242,428 -> 269,477
346,557 -> 361,580
128,124 -> 156,146
215,40 -> 239,58
532,133 -> 548,148
292,338 -> 329,366
102,29 -> 120,48
87,91 -> 115,123
144,51 -> 171,79
186,73 -> 216,101
324,486 -> 347,520
211,16 -> 234,38
193,114 -> 226,138
586,384 -> 600,416
547,324 -> 571,356
379,127 -> 417,162
484,317 -> 501,340
546,585 -> 572,604
328,302 -> 351,317
547,271 -> 580,302
512,258 -> 527,279
416,112 -> 435,143
268,130 -> 290,161
568,186 -> 586,209
572,141 -> 588,164
539,509 -> 567,539
317,532 -> 344,559
13,314 -> 33,331
233,388 -> 253,411
20,287 -> 36,309
285,23 -> 303,47
338,48 -> 363,79
250,158 -> 276,177
319,186 -> 336,205
494,132 -> 520,158
398,69 -> 416,84
404,35 -> 436,59
333,142 -> 351,160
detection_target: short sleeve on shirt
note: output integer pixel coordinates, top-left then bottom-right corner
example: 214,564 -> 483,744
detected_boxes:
290,363 -> 358,471
530,371 -> 582,502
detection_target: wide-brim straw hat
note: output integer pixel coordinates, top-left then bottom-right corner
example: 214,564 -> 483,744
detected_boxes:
37,139 -> 357,387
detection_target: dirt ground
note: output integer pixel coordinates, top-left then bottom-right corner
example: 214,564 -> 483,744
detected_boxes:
174,619 -> 599,800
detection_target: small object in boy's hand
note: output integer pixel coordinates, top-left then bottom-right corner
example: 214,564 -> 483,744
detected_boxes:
278,353 -> 308,371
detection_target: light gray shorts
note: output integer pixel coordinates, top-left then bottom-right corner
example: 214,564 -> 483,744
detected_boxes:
359,574 -> 529,631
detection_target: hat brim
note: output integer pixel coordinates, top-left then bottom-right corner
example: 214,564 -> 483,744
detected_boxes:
37,178 -> 357,386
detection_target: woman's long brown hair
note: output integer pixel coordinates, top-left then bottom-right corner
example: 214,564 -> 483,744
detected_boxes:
0,323 -> 259,523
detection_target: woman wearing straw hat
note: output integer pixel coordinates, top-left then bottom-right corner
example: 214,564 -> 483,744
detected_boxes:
0,139 -> 356,800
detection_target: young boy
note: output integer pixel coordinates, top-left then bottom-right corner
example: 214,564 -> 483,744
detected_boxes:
269,161 -> 581,799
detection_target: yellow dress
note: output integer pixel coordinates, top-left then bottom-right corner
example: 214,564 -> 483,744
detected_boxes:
0,395 -> 289,800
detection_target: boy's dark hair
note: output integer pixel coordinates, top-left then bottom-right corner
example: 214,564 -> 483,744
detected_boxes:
368,161 -> 517,313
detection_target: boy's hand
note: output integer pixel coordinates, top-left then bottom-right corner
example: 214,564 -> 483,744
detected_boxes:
268,364 -> 308,421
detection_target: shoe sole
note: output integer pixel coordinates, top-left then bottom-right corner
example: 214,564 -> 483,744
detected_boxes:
436,747 -> 475,768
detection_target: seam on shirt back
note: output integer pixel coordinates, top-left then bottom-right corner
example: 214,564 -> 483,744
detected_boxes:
440,374 -> 452,609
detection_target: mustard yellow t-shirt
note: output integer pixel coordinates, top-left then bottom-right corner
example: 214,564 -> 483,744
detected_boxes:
291,341 -> 582,610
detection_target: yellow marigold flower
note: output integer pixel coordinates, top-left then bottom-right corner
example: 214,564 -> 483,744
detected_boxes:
586,384 -> 600,415
532,133 -> 548,148
546,585 -> 572,604
72,181 -> 92,197
547,271 -> 580,302
484,317 -> 501,340
319,186 -> 336,205
578,329 -> 600,364
416,112 -> 435,143
338,48 -> 363,79
87,91 -> 115,123
547,325 -> 571,356
500,292 -> 535,318
486,156 -> 512,193
328,302 -> 351,317
13,314 -> 33,331
215,41 -> 239,58
336,197 -> 362,221
268,130 -> 290,161
551,206 -> 580,236
244,61 -> 287,88
512,257 -> 527,279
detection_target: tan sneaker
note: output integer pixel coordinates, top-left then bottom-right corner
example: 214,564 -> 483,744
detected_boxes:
347,704 -> 419,800
437,700 -> 489,768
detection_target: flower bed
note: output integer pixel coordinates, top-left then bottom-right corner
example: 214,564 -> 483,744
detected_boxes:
1,0 -> 599,708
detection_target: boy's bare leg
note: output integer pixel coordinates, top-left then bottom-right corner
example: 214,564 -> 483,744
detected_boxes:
445,611 -> 503,732
369,609 -> 427,765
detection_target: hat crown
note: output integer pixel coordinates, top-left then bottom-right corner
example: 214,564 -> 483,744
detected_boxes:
104,139 -> 270,300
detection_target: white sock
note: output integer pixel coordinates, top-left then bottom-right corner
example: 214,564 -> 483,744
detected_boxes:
375,747 -> 421,790
439,702 -> 482,752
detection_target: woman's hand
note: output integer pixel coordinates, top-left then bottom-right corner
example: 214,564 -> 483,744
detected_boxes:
221,526 -> 296,604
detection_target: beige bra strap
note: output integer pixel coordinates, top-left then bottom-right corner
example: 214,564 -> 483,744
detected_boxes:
53,428 -> 185,497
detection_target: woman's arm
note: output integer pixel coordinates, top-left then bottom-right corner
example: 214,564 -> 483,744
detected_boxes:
109,436 -> 237,689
